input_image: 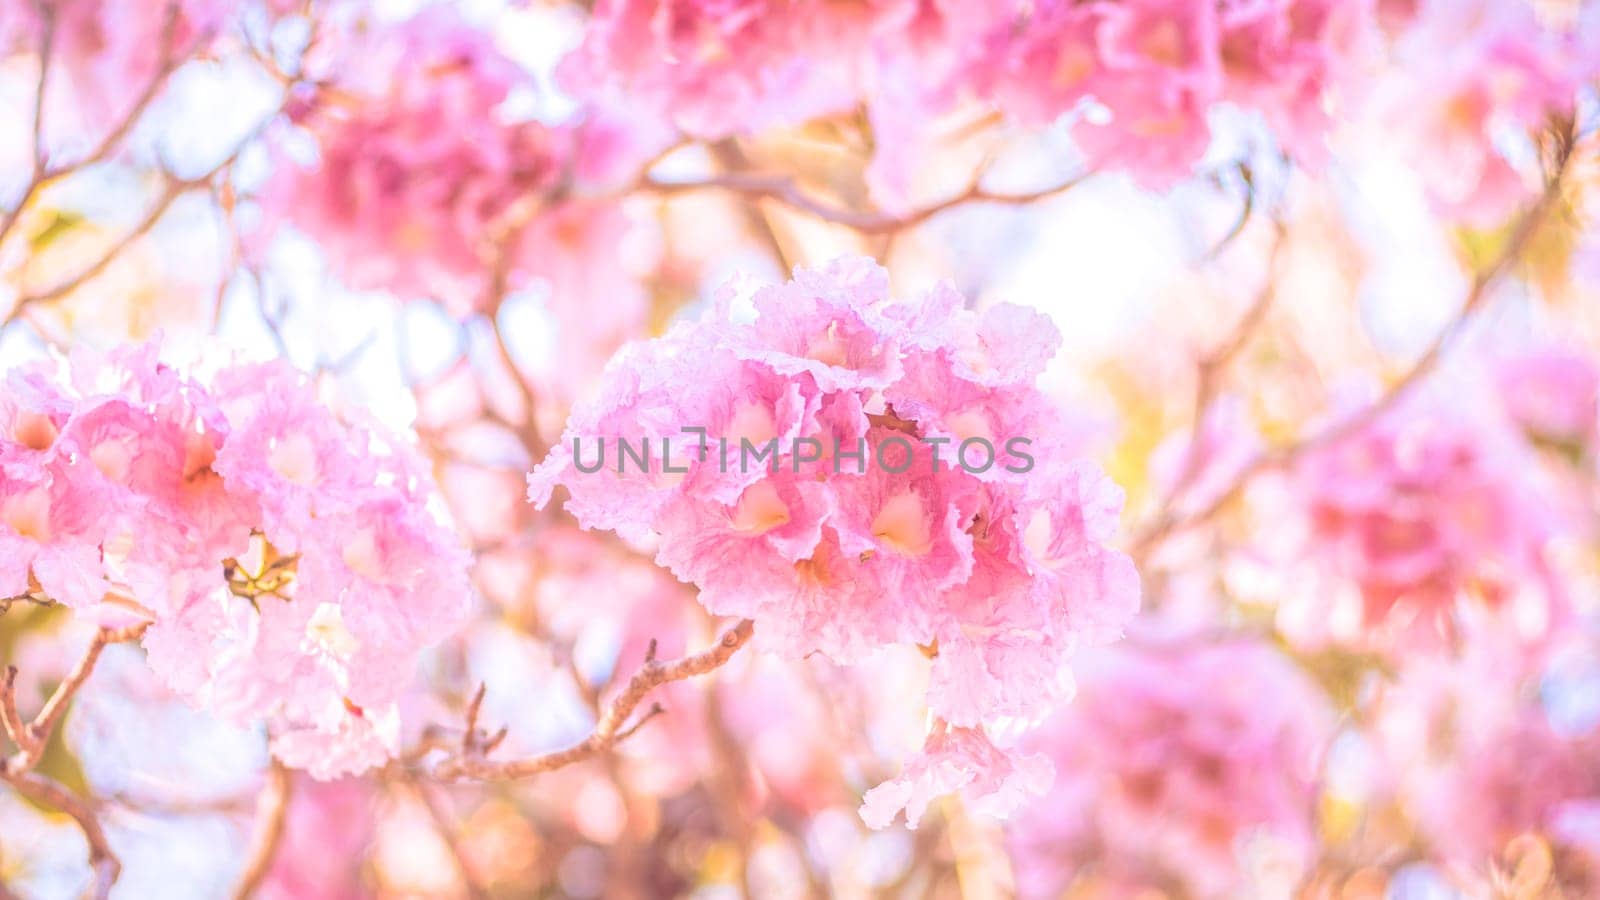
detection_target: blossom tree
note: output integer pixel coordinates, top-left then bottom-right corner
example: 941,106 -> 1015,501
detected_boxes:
1,0 -> 1599,897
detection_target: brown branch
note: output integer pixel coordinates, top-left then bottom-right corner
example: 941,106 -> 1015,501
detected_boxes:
228,761 -> 292,900
27,0 -> 55,169
0,2 -> 186,251
1155,224 -> 1286,521
2,623 -> 148,776
0,3 -> 56,251
643,171 -> 1087,235
4,171 -> 201,328
430,619 -> 755,781
0,668 -> 26,756
1129,119 -> 1578,557
0,18 -> 305,339
1,770 -> 120,899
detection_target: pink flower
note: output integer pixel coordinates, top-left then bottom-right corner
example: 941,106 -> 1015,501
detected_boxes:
1375,0 -> 1584,224
1373,634 -> 1600,869
860,720 -> 1053,830
972,0 -> 1365,187
259,9 -> 565,310
1255,381 -> 1568,652
1,341 -> 470,779
1493,345 -> 1600,448
257,775 -> 378,900
1216,0 -> 1370,163
558,0 -> 862,139
1006,634 -> 1334,899
531,257 -> 1140,823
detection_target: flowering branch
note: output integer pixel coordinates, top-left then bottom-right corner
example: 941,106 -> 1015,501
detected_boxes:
429,619 -> 755,781
228,761 -> 292,900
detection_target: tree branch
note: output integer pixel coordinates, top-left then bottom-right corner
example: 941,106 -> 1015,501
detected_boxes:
1129,118 -> 1578,556
228,760 -> 292,900
1,770 -> 120,900
429,619 -> 755,781
643,171 -> 1087,235
0,2 -> 187,251
2,623 -> 148,776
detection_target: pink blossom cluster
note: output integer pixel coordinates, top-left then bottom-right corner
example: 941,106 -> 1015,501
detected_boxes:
1493,344 -> 1600,450
1373,0 -> 1588,224
260,8 -> 563,309
1373,635 -> 1600,873
1006,634 -> 1334,899
564,0 -> 1369,188
973,0 -> 1369,186
1254,383 -> 1567,652
530,257 -> 1141,825
260,7 -> 656,340
1,342 -> 470,778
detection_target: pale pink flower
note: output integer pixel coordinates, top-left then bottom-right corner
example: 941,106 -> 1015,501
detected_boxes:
558,0 -> 862,139
1376,0 -> 1584,224
1373,633 -> 1600,870
1,341 -> 470,779
256,775 -> 378,900
1255,381 -> 1567,652
531,257 -> 1140,823
1006,634 -> 1334,899
860,720 -> 1053,830
259,8 -> 565,310
1493,345 -> 1600,448
970,0 -> 1368,187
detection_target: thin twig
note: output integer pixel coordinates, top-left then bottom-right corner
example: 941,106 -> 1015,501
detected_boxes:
644,171 -> 1087,235
0,2 -> 186,251
0,3 -> 56,250
2,623 -> 149,776
430,619 -> 755,781
27,0 -> 55,169
1,771 -> 120,900
1,94 -> 288,334
407,779 -> 490,900
228,761 -> 292,900
1142,223 -> 1286,538
0,668 -> 27,756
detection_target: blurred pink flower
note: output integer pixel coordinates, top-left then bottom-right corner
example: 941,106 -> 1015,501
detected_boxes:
1373,633 -> 1600,871
1255,381 -> 1568,652
257,775 -> 378,900
1007,635 -> 1334,899
1493,344 -> 1600,447
1375,0 -> 1584,224
261,8 -> 662,346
